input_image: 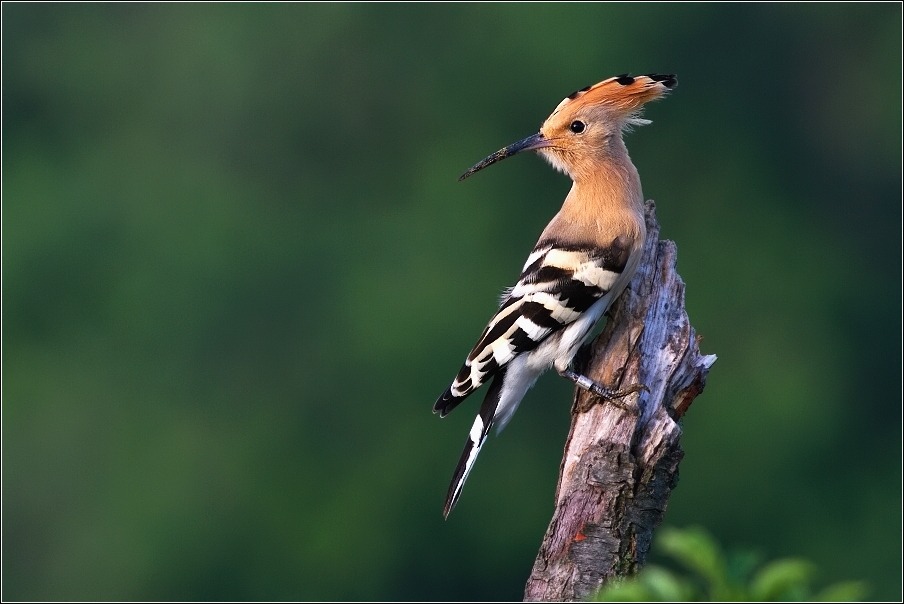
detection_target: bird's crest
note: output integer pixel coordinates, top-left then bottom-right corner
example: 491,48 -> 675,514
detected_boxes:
551,73 -> 676,125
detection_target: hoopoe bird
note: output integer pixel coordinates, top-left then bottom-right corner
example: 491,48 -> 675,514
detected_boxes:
434,73 -> 676,517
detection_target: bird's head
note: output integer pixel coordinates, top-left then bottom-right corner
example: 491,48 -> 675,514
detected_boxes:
459,74 -> 676,182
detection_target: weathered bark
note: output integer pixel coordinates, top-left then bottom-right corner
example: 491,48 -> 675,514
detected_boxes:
524,200 -> 716,602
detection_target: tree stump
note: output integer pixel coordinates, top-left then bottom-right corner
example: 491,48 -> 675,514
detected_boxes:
524,200 -> 716,602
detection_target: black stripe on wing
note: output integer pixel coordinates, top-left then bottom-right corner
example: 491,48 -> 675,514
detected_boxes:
555,278 -> 604,313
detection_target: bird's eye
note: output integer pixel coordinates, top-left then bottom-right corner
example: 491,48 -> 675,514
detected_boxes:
570,121 -> 585,134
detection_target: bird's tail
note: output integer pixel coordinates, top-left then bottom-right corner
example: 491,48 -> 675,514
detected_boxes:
442,368 -> 506,518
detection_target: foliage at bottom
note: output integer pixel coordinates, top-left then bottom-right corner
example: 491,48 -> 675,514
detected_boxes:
592,526 -> 867,602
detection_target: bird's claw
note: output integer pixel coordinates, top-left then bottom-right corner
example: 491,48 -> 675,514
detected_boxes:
576,382 -> 647,414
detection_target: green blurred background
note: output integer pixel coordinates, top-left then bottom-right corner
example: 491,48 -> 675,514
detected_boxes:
3,3 -> 900,601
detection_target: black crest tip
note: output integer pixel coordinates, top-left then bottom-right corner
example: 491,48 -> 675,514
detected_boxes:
645,73 -> 677,89
566,84 -> 592,100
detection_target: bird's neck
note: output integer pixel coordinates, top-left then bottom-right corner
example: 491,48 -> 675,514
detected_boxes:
540,146 -> 645,245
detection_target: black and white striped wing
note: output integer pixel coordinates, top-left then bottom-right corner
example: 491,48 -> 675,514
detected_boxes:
433,236 -> 630,416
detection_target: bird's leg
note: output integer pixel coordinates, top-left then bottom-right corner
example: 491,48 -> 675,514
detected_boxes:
557,368 -> 648,414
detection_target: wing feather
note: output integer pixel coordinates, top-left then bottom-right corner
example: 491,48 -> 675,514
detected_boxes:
433,236 -> 630,416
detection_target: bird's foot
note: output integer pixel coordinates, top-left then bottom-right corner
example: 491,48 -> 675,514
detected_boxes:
558,368 -> 648,414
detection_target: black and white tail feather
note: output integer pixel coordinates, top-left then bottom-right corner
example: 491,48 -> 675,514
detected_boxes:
434,236 -> 631,517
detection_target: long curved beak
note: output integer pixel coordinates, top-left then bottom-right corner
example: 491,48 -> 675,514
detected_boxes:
458,132 -> 552,181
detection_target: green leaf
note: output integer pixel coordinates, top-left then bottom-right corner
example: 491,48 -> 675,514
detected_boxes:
749,558 -> 815,601
815,581 -> 869,602
656,525 -> 731,596
639,565 -> 698,602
